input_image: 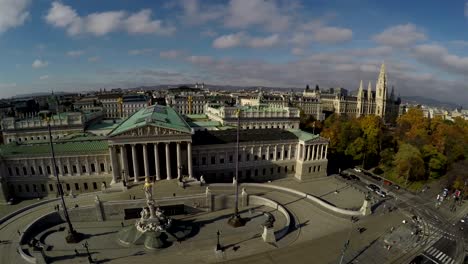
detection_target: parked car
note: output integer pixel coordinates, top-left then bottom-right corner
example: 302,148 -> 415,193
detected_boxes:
354,167 -> 362,172
371,175 -> 382,181
367,184 -> 379,192
383,180 -> 392,186
350,175 -> 360,181
393,184 -> 401,190
376,189 -> 387,198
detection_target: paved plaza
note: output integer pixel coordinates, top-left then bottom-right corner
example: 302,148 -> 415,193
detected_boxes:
0,177 -> 411,264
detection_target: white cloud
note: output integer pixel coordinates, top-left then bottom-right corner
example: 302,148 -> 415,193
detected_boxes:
39,75 -> 49,80
312,26 -> 352,44
373,23 -> 426,47
88,56 -> 100,62
248,34 -> 279,48
160,50 -> 184,59
213,32 -> 245,49
67,50 -> 85,57
123,9 -> 175,35
213,32 -> 280,49
0,82 -> 17,88
0,0 -> 31,34
186,55 -> 214,64
412,43 -> 468,75
129,48 -> 153,55
225,0 -> 290,31
179,0 -> 224,25
32,59 -> 48,69
45,2 -> 175,36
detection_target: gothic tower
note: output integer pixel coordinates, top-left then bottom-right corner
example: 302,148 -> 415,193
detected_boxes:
356,80 -> 364,117
375,63 -> 387,118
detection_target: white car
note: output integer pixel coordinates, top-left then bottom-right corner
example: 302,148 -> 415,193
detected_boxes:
354,168 -> 362,172
375,190 -> 387,198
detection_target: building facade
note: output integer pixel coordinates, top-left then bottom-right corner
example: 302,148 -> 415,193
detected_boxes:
0,104 -> 328,201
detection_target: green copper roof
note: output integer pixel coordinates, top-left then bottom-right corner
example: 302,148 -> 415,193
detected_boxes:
109,105 -> 191,137
286,129 -> 319,142
0,139 -> 108,157
188,121 -> 221,128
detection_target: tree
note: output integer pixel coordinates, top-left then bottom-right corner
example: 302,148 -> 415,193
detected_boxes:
421,145 -> 447,180
394,143 -> 426,183
396,108 -> 430,148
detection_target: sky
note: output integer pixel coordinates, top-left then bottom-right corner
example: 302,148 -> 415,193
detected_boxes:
0,0 -> 467,106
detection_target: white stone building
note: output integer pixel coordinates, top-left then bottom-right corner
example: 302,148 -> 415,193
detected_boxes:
0,104 -> 328,201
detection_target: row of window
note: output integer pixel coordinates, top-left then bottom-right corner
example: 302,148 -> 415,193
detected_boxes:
10,181 -> 103,194
240,124 -> 296,130
8,163 -> 108,177
8,134 -> 64,143
203,165 -> 295,180
195,149 -> 294,166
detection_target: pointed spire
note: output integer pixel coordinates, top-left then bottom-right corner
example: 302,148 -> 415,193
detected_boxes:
367,81 -> 372,99
390,86 -> 395,100
358,80 -> 364,97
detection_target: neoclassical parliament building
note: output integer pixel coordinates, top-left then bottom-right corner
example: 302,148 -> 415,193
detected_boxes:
0,104 -> 329,201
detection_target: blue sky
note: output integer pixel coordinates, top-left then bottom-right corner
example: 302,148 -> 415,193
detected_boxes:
0,0 -> 467,106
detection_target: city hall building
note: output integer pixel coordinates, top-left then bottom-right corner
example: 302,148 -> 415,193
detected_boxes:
0,104 -> 329,201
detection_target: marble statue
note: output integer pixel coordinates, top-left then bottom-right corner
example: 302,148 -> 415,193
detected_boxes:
143,178 -> 153,201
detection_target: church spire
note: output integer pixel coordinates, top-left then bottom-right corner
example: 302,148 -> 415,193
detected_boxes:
367,81 -> 372,99
358,80 -> 364,97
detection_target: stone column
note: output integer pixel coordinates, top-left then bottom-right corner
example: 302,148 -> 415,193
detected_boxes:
120,145 -> 129,182
176,142 -> 181,179
85,157 -> 91,175
187,142 -> 193,179
109,146 -> 119,184
165,143 -> 172,180
288,144 -> 292,159
274,146 -> 277,161
143,144 -> 150,179
131,144 -> 139,183
266,145 -> 270,160
324,145 -> 328,159
308,145 -> 312,161
311,145 -> 315,161
154,143 -> 160,181
66,158 -> 72,176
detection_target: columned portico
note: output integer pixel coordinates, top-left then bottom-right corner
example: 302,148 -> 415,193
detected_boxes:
106,104 -> 195,184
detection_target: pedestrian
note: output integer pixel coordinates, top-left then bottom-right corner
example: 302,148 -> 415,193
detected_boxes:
17,230 -> 21,236
173,193 -> 176,197
121,222 -> 124,228
74,249 -> 79,256
133,195 -> 135,200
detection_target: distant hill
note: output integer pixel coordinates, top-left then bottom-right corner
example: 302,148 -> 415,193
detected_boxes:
400,96 -> 463,109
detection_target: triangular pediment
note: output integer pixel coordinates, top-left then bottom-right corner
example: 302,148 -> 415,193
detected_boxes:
109,124 -> 190,138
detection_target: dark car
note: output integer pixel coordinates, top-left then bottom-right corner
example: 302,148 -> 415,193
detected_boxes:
371,175 -> 382,181
367,184 -> 379,191
350,175 -> 360,181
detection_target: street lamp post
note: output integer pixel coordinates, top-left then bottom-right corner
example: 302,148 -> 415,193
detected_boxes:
47,120 -> 83,243
228,109 -> 245,227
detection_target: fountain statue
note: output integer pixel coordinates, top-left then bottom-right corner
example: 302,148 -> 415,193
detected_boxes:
118,177 -> 173,250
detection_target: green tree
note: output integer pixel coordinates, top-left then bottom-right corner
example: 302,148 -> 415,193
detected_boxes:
394,143 -> 426,183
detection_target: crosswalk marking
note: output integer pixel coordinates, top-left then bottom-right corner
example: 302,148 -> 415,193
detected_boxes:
427,247 -> 437,255
435,251 -> 444,259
